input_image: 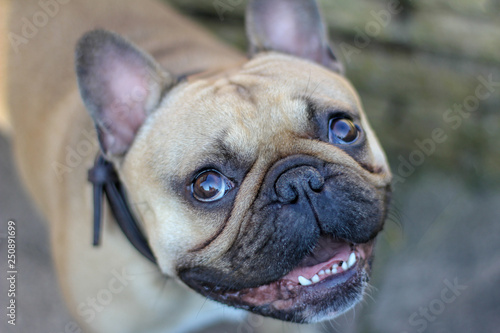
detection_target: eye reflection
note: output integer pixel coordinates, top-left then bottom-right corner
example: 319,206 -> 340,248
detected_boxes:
192,170 -> 233,202
329,118 -> 360,144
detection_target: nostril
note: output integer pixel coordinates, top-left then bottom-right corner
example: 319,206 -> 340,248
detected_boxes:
275,181 -> 299,203
275,166 -> 324,203
309,175 -> 324,192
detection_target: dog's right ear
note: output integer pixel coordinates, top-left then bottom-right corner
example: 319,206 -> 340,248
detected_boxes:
246,0 -> 343,74
75,29 -> 175,158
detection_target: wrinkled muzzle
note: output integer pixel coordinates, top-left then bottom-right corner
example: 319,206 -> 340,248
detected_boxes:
179,155 -> 390,322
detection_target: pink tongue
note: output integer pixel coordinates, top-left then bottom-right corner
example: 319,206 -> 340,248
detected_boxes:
281,243 -> 352,282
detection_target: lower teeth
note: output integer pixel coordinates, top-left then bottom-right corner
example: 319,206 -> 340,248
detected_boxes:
297,252 -> 358,286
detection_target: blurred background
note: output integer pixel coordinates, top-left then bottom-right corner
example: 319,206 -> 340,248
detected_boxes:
1,0 -> 499,332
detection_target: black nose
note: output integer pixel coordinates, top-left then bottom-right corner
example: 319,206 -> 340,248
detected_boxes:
275,165 -> 325,203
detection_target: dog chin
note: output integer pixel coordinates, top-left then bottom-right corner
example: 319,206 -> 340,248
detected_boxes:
179,237 -> 376,323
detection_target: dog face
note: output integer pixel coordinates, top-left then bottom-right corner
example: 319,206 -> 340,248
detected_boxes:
76,0 -> 391,323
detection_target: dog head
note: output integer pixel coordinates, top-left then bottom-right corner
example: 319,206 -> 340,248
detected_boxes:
75,0 -> 392,323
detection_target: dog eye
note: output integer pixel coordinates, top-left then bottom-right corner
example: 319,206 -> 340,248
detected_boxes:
192,170 -> 234,202
329,118 -> 360,144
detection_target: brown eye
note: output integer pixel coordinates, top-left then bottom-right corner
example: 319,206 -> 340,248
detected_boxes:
329,118 -> 360,144
192,170 -> 234,202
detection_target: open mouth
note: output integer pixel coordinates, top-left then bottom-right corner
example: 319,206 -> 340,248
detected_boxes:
182,236 -> 375,322
282,237 -> 363,286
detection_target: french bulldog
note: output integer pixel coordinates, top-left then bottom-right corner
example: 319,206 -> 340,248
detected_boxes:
2,0 -> 392,332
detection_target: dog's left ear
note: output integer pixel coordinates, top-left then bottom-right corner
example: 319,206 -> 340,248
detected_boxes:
246,0 -> 343,73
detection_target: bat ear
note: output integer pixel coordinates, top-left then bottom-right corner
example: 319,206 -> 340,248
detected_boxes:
75,29 -> 175,157
246,0 -> 343,74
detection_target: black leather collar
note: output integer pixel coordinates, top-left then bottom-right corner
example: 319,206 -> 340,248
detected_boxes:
88,154 -> 156,264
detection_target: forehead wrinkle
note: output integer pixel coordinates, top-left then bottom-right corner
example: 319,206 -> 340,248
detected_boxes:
210,74 -> 314,155
237,54 -> 360,100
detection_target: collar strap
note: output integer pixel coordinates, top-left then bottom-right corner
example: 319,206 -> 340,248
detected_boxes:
88,154 -> 157,264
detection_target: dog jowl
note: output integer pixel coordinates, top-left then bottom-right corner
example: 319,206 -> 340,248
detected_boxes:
75,0 -> 392,324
